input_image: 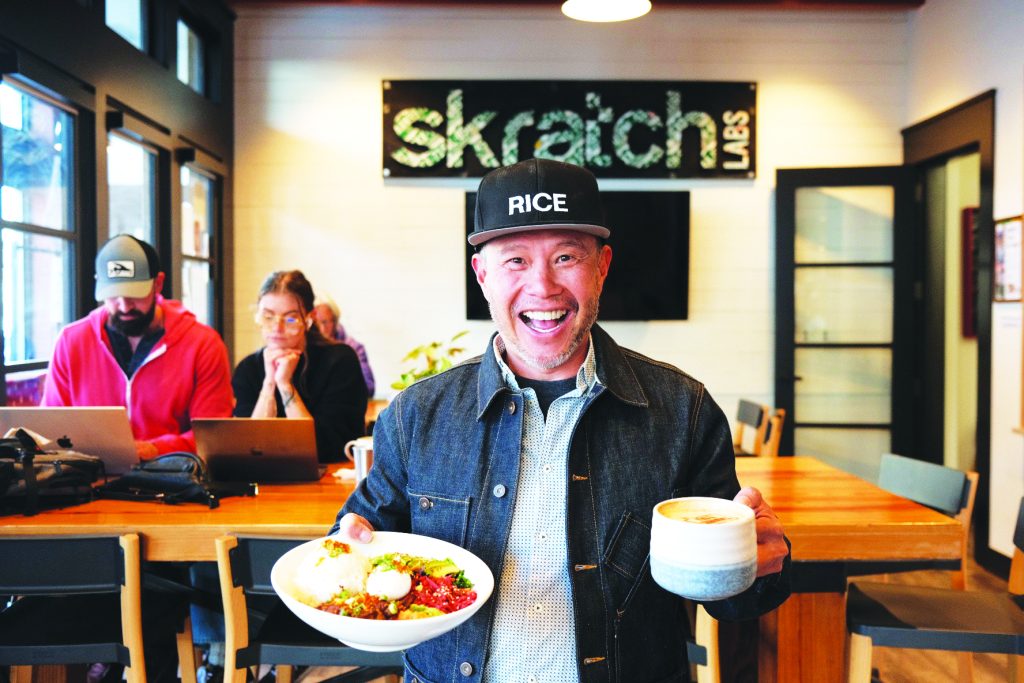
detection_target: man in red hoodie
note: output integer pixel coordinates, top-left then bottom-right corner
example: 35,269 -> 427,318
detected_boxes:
42,234 -> 233,459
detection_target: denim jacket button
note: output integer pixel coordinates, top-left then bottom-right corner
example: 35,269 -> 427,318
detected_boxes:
493,484 -> 506,498
459,661 -> 474,676
419,496 -> 432,510
507,401 -> 516,415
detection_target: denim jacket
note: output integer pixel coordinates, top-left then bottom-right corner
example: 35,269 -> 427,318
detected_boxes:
333,325 -> 791,683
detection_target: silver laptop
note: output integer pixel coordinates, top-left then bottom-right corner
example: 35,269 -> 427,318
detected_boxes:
192,417 -> 322,483
0,406 -> 138,475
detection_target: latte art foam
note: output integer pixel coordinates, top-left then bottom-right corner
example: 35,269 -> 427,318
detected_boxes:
659,502 -> 739,524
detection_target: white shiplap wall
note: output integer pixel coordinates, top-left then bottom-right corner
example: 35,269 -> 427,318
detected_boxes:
232,6 -> 909,417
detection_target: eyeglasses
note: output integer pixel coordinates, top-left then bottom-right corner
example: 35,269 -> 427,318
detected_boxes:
255,311 -> 307,335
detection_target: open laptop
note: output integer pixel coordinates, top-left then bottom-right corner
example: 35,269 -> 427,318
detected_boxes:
0,406 -> 138,475
192,417 -> 322,483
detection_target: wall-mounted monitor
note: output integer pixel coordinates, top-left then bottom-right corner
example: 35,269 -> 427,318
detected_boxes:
465,191 -> 690,321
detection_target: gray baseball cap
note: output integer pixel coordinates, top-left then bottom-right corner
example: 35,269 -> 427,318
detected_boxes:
94,234 -> 161,300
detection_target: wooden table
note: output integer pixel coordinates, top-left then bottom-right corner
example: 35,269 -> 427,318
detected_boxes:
0,465 -> 356,561
736,456 -> 963,683
1,457 -> 961,681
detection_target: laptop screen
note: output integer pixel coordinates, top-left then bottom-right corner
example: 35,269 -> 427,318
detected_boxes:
0,406 -> 138,474
192,418 -> 322,482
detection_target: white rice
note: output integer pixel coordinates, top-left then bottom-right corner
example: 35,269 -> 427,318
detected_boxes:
293,543 -> 372,605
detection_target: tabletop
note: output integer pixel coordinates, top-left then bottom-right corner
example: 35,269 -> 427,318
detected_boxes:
736,456 -> 962,563
0,457 -> 961,565
0,465 -> 356,561
1,455 -> 963,683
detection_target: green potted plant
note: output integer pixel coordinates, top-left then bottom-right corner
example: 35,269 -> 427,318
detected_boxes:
391,330 -> 469,391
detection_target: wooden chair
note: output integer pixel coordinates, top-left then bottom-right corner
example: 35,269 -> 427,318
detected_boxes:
733,399 -> 770,457
692,604 -> 720,683
0,534 -> 146,683
847,496 -> 1024,682
871,452 -> 979,590
760,408 -> 786,458
216,535 -> 404,683
844,453 -> 979,679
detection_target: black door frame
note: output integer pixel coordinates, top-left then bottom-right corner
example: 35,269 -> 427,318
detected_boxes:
903,90 -> 1002,575
775,166 -> 916,459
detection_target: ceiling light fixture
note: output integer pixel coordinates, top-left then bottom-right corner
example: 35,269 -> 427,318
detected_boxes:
561,0 -> 652,23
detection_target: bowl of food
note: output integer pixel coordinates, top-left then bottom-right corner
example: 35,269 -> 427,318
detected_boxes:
271,531 -> 494,652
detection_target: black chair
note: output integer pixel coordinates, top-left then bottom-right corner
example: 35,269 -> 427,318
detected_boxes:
846,496 -> 1024,682
0,534 -> 146,683
216,535 -> 404,683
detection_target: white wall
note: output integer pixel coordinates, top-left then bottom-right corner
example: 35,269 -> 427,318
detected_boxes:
233,5 -> 909,417
940,153 -> 978,474
906,0 -> 1024,559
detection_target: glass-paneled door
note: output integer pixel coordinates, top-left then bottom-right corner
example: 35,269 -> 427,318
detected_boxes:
775,167 -> 915,480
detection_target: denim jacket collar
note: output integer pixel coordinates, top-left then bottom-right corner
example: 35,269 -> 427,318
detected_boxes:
475,323 -> 647,420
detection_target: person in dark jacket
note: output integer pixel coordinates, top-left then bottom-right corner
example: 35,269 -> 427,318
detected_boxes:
233,270 -> 368,462
191,270 -> 370,682
333,159 -> 791,683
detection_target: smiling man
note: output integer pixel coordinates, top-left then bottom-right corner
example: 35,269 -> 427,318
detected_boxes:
42,234 -> 233,459
333,159 -> 791,683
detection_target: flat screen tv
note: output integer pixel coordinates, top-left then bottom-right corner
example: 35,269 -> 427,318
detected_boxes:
465,191 -> 690,321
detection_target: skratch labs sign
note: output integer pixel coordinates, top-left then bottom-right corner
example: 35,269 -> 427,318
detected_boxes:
382,80 -> 756,179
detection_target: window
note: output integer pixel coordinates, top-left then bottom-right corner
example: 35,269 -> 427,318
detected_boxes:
107,132 -> 157,244
105,0 -> 147,51
0,80 -> 76,375
180,165 -> 215,325
176,18 -> 205,95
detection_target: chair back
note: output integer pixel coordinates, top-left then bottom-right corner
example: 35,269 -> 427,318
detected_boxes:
877,453 -> 971,516
734,400 -> 769,456
216,535 -> 403,683
0,535 -> 128,594
877,453 -> 978,589
225,536 -> 302,595
0,534 -> 144,682
217,535 -> 303,680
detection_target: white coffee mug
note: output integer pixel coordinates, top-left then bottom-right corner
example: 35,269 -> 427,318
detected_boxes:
343,436 -> 374,484
649,496 -> 757,601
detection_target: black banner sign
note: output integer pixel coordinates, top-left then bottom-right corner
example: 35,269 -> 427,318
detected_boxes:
382,80 -> 756,179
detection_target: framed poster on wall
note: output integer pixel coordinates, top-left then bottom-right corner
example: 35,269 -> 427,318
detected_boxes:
961,207 -> 978,338
994,215 -> 1022,301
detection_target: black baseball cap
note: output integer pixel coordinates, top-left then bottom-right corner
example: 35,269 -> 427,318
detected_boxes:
468,158 -> 610,247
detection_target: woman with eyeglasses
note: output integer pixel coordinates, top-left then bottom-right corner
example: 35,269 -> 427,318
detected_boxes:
232,270 -> 368,462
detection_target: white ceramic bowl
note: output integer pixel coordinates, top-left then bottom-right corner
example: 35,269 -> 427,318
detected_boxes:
271,531 -> 494,652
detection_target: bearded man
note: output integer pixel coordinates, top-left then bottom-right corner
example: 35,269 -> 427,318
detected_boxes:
42,234 -> 233,459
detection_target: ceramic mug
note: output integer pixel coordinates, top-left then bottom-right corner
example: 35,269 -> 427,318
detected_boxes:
649,496 -> 757,601
343,436 -> 374,484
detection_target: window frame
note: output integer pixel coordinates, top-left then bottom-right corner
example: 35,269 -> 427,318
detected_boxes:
104,0 -> 150,54
177,158 -> 221,329
106,128 -> 160,246
175,15 -> 206,97
0,75 -> 82,375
